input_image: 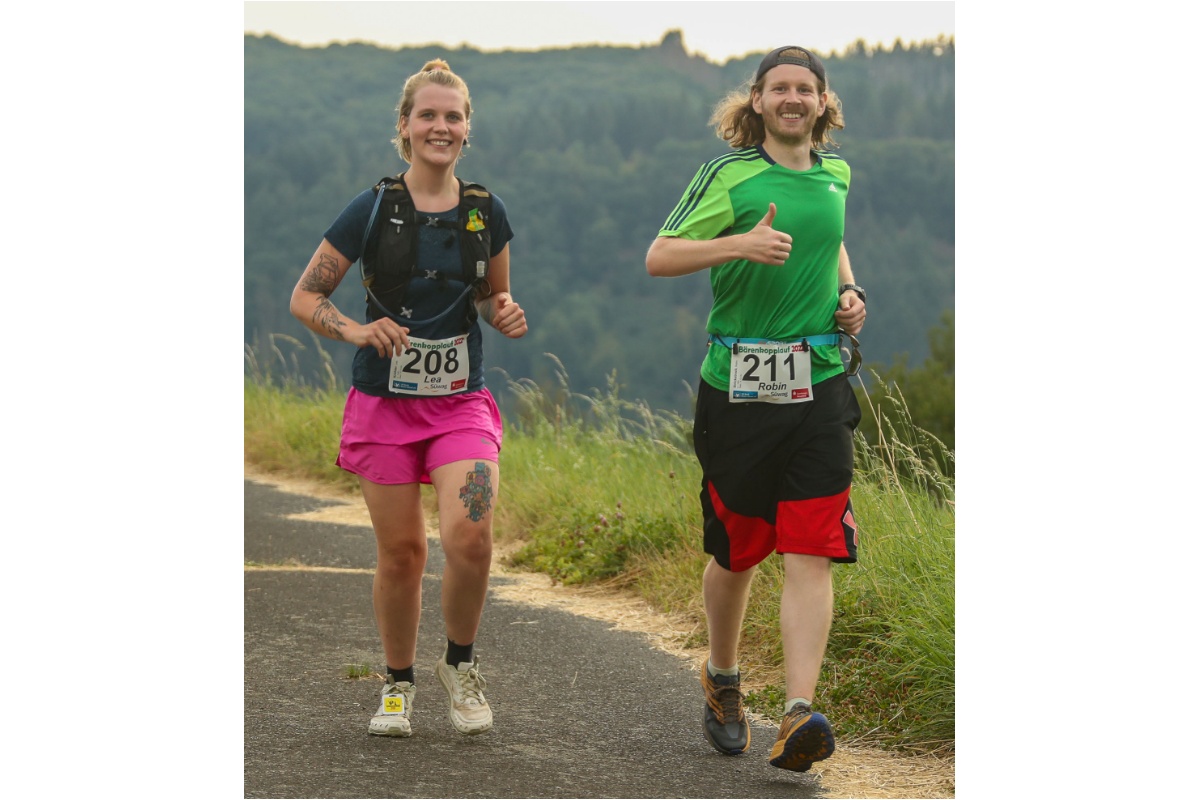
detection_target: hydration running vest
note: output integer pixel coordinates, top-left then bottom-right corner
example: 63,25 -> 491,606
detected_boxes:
359,172 -> 493,330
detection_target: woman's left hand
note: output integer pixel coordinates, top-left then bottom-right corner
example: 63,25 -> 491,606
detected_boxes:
489,292 -> 528,338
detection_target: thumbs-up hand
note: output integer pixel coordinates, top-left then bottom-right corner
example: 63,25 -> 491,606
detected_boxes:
742,202 -> 792,265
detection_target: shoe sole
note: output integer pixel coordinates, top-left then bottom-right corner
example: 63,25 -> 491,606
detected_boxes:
768,712 -> 835,772
435,667 -> 492,735
368,721 -> 412,737
702,719 -> 749,755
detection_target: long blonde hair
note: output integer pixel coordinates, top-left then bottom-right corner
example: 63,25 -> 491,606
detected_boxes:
392,59 -> 473,163
709,72 -> 845,150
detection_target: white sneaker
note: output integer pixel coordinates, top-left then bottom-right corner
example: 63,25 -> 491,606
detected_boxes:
368,678 -> 414,737
434,652 -> 493,735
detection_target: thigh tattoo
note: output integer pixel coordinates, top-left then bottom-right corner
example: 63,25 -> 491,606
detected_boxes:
458,462 -> 494,522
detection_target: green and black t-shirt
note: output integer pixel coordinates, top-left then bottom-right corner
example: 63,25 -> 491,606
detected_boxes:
657,145 -> 850,391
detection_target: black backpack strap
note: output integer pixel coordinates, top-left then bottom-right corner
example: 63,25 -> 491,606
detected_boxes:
458,180 -> 492,285
360,174 -> 420,322
359,176 -> 392,259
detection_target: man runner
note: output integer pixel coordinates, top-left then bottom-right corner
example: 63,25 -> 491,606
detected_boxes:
645,45 -> 867,773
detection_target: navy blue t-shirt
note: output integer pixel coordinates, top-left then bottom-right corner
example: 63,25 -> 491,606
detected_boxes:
323,185 -> 514,397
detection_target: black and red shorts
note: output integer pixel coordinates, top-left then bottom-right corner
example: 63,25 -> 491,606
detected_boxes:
693,374 -> 862,572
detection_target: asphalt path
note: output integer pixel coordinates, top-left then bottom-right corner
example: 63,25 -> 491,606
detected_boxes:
244,477 -> 829,798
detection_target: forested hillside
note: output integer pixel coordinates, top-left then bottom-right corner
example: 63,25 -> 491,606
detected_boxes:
245,31 -> 954,414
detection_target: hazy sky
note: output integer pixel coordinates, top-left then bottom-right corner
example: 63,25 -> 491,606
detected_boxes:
244,1 -> 955,64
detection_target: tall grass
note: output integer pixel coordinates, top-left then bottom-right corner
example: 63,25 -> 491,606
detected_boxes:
244,342 -> 954,751
832,373 -> 955,748
493,356 -> 700,585
243,332 -> 359,492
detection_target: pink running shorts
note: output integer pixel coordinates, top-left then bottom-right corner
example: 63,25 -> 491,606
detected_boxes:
335,387 -> 503,485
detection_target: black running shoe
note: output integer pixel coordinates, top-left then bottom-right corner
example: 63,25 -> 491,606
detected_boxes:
701,668 -> 750,755
768,703 -> 835,772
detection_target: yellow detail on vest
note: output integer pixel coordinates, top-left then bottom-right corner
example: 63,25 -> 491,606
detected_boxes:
466,208 -> 486,232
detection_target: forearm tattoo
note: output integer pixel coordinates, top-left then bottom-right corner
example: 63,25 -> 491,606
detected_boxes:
458,462 -> 494,522
301,254 -> 347,340
299,253 -> 341,295
312,296 -> 346,341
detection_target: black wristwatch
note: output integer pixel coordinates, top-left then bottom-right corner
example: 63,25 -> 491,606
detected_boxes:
839,283 -> 866,304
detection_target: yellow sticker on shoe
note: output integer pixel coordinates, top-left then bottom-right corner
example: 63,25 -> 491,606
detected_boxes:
384,695 -> 407,713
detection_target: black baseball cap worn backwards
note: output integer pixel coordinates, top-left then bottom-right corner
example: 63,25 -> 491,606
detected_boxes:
755,45 -> 827,85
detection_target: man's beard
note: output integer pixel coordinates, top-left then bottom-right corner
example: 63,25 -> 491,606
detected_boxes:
763,110 -> 817,146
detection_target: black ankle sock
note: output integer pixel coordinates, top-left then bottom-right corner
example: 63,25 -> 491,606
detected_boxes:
446,639 -> 474,666
387,665 -> 414,684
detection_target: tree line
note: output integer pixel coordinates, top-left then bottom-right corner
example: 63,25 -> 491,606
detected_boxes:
245,31 -> 954,439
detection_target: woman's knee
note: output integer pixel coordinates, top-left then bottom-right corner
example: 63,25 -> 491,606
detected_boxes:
376,537 -> 428,579
441,522 -> 493,568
